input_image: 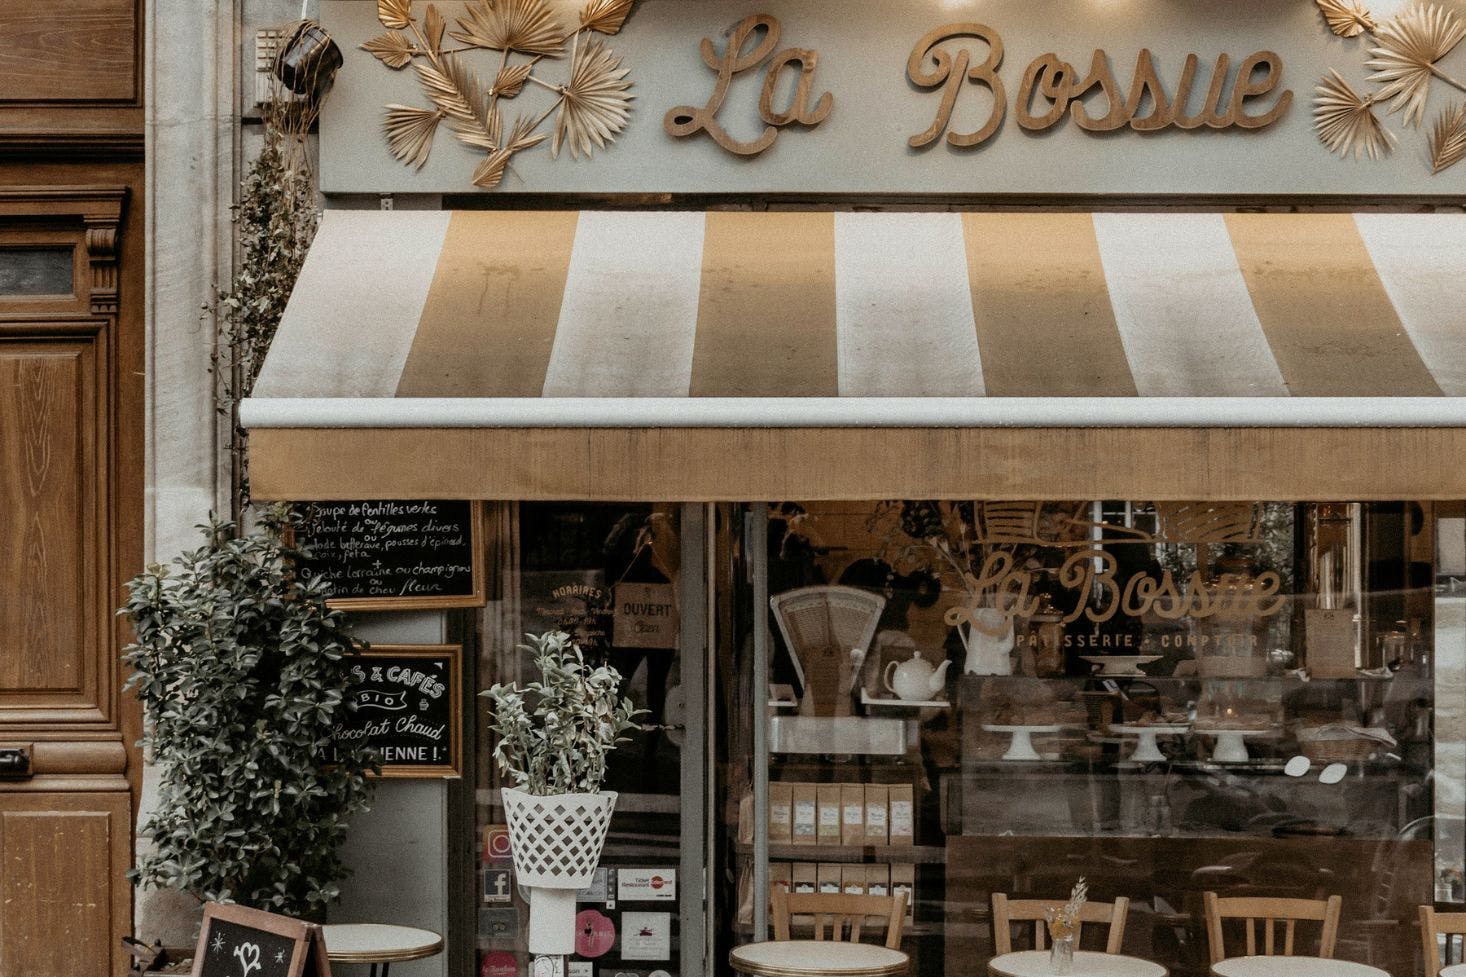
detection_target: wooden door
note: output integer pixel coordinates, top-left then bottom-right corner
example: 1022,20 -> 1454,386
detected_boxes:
0,188 -> 138,977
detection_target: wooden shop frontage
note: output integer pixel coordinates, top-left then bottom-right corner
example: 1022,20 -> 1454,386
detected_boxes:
243,2 -> 1466,976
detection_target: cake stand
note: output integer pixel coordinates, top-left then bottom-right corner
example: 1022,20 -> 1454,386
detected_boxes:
1196,728 -> 1270,763
982,724 -> 1066,761
1110,723 -> 1190,763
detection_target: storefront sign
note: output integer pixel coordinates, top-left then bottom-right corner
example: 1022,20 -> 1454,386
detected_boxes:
191,904 -> 330,977
619,912 -> 672,960
612,583 -> 678,649
575,909 -> 617,957
617,867 -> 677,901
323,0 -> 1456,196
946,548 -> 1287,634
484,868 -> 513,903
296,499 -> 484,611
332,645 -> 462,778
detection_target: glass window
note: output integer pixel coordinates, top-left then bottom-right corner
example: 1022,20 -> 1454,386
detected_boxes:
721,501 -> 1451,977
0,246 -> 72,296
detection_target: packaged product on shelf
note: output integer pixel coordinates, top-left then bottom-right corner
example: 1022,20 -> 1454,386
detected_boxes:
890,863 -> 915,921
769,782 -> 793,843
888,785 -> 915,844
864,785 -> 889,845
841,864 -> 866,895
840,783 -> 865,844
866,863 -> 890,897
769,861 -> 791,898
817,863 -> 842,894
737,791 -> 753,844
792,862 -> 817,895
791,783 -> 817,844
816,784 -> 842,845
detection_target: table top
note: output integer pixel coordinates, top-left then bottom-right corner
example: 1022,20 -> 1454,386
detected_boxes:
989,950 -> 1167,977
1441,965 -> 1466,977
320,924 -> 444,964
1211,957 -> 1389,977
730,940 -> 909,977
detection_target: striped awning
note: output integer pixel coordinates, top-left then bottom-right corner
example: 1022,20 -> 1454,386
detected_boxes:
243,209 -> 1466,501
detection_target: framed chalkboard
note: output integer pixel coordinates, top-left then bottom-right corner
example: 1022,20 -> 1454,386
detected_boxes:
295,500 -> 485,611
335,645 -> 462,779
190,903 -> 330,977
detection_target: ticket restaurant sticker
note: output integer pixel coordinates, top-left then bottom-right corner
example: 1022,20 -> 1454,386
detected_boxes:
617,868 -> 676,901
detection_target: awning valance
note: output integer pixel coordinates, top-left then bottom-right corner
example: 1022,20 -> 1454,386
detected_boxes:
243,209 -> 1466,501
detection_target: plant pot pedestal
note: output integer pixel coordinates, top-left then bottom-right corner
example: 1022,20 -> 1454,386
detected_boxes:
502,788 -> 617,955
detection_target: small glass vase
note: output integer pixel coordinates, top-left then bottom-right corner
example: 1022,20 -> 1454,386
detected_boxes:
1049,935 -> 1075,974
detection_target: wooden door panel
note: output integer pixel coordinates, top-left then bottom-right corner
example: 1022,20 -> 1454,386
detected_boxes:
0,338 -> 102,715
0,792 -> 130,976
0,0 -> 138,103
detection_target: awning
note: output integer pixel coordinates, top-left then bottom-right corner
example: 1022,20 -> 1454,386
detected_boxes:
243,209 -> 1466,501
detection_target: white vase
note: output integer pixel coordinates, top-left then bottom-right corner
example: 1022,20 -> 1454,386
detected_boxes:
502,787 -> 618,954
960,609 -> 1014,676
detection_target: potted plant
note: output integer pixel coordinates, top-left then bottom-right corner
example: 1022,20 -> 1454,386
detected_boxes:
482,631 -> 642,954
122,506 -> 376,924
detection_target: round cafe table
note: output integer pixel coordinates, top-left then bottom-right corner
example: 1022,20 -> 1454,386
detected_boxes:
730,940 -> 909,977
988,950 -> 1167,977
1210,957 -> 1389,977
1441,966 -> 1466,977
320,924 -> 443,977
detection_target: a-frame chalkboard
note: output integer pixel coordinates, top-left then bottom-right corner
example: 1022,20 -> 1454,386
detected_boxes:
190,903 -> 331,977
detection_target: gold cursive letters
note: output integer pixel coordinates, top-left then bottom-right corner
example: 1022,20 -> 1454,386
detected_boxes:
907,23 -> 1007,149
665,14 -> 833,157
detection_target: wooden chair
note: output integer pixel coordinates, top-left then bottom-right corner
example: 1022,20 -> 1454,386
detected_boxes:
770,887 -> 908,949
1203,893 -> 1342,963
991,893 -> 1131,954
1421,906 -> 1466,975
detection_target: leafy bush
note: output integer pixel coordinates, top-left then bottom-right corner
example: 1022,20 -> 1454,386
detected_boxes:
123,505 -> 376,917
482,631 -> 642,796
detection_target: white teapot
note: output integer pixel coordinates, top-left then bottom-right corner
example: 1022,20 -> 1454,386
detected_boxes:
883,650 -> 951,702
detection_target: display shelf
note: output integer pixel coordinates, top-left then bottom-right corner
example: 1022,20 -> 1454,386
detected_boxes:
738,841 -> 949,864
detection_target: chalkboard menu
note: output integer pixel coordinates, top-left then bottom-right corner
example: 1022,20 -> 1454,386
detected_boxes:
296,499 -> 485,611
334,645 -> 462,778
191,903 -> 329,977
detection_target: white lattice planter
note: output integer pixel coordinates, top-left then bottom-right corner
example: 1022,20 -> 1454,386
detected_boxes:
502,787 -> 618,953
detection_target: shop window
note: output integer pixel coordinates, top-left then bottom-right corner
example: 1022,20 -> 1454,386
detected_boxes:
721,501 -> 1455,977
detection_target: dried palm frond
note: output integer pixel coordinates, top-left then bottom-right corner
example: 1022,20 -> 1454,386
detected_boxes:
383,105 -> 442,167
451,0 -> 566,57
1317,0 -> 1377,37
416,55 -> 498,150
362,31 -> 418,70
504,113 -> 548,152
491,63 -> 533,99
1430,101 -> 1466,173
581,0 -> 636,35
472,148 -> 513,190
1366,3 -> 1466,127
422,3 -> 446,53
552,38 -> 633,159
1314,69 -> 1396,159
378,0 -> 413,30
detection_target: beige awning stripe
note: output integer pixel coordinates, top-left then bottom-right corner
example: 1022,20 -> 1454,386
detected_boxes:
1225,213 -> 1441,397
690,211 -> 839,397
961,212 -> 1137,397
396,210 -> 580,398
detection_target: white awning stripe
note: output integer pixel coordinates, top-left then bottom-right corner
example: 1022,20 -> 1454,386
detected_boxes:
1354,213 -> 1466,398
1094,213 -> 1289,397
834,212 -> 984,397
543,211 -> 706,397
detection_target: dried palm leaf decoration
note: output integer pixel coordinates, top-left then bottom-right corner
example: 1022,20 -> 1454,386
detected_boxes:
1314,69 -> 1397,159
553,36 -> 634,159
1430,101 -> 1466,172
1366,3 -> 1466,127
365,0 -> 638,190
581,0 -> 636,36
1317,0 -> 1378,37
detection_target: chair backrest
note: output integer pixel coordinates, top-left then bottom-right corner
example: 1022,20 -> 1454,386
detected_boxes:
1203,893 -> 1342,963
1420,906 -> 1466,975
771,887 -> 908,949
991,893 -> 1131,955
